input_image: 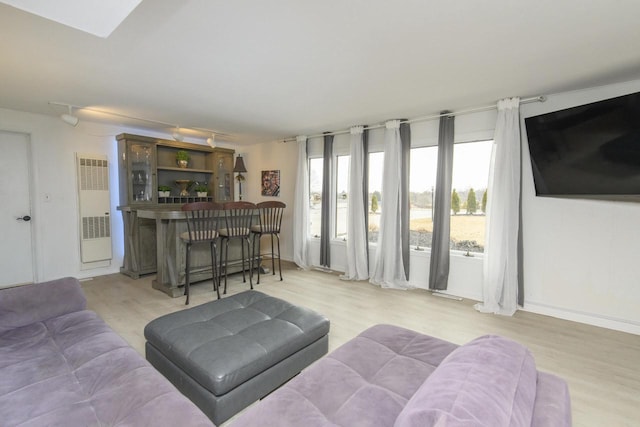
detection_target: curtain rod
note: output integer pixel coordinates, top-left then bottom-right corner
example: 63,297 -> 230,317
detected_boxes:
283,95 -> 546,142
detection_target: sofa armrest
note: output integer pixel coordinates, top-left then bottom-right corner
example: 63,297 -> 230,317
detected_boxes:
531,372 -> 572,427
394,335 -> 539,427
0,277 -> 87,333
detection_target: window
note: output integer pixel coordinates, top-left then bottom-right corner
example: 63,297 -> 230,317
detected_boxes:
408,141 -> 492,253
450,140 -> 492,253
409,146 -> 438,249
335,155 -> 349,240
367,152 -> 384,243
308,158 -> 323,238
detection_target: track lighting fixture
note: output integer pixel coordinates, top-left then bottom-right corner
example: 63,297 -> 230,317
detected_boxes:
49,101 -> 223,143
61,105 -> 79,127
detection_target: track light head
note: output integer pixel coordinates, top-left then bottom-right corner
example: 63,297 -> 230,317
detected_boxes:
60,105 -> 79,127
61,113 -> 79,126
206,133 -> 215,147
172,126 -> 183,142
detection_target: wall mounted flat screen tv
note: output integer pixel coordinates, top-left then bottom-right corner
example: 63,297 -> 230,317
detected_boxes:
524,91 -> 640,201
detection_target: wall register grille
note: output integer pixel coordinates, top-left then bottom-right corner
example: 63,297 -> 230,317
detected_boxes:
76,154 -> 112,264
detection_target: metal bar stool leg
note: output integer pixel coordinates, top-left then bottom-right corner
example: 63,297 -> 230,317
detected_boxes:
252,231 -> 261,285
240,237 -> 246,283
211,240 -> 220,299
276,233 -> 282,281
246,236 -> 254,289
223,238 -> 230,294
184,242 -> 191,305
270,233 -> 275,276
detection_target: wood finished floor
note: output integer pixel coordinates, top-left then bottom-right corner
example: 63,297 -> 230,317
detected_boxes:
82,263 -> 640,427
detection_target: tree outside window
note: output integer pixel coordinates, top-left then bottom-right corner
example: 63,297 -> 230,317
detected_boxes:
451,189 -> 460,215
466,188 -> 477,215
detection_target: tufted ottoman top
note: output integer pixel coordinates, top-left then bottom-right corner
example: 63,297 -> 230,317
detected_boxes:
144,291 -> 330,396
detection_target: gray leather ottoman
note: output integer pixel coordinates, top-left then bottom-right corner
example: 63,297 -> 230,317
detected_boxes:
144,290 -> 330,425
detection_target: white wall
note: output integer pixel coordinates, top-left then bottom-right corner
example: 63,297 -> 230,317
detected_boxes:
520,79 -> 640,334
0,108 -> 231,282
241,140 -> 298,263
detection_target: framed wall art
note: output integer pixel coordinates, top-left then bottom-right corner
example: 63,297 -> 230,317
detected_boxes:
261,170 -> 280,197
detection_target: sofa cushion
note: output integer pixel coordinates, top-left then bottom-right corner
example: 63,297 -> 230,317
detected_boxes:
394,335 -> 538,427
0,277 -> 86,333
232,324 -> 458,427
0,309 -> 213,427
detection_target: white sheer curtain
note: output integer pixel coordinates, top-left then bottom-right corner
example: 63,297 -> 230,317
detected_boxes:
341,126 -> 368,280
370,120 -> 410,289
292,135 -> 310,269
475,97 -> 521,315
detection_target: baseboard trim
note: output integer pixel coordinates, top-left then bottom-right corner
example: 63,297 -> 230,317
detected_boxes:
523,301 -> 640,336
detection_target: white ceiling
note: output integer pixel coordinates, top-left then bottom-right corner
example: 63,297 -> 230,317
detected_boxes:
2,0 -> 640,145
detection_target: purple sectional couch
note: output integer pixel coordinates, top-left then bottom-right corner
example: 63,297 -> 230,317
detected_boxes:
0,277 -> 213,427
232,324 -> 572,427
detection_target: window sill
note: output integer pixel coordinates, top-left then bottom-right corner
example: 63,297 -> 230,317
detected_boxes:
451,250 -> 484,260
308,238 -> 483,259
410,247 -> 484,259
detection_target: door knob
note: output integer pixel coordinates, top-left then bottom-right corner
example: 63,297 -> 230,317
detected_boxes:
16,215 -> 31,222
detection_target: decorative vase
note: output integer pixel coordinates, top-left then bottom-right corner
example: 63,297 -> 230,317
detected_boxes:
176,180 -> 191,196
177,159 -> 188,168
158,191 -> 170,198
197,192 -> 208,198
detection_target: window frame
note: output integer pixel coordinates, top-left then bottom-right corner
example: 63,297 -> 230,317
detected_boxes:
447,138 -> 493,257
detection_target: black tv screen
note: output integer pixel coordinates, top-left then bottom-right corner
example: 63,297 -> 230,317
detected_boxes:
524,91 -> 640,201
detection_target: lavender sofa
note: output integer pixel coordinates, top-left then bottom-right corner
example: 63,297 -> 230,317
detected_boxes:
232,324 -> 572,427
0,277 -> 213,427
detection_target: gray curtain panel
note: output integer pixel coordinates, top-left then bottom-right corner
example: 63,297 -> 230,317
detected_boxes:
429,113 -> 455,290
320,133 -> 333,268
362,128 -> 370,269
399,122 -> 411,280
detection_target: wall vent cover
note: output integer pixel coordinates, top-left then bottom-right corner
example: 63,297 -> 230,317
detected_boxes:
76,154 -> 112,263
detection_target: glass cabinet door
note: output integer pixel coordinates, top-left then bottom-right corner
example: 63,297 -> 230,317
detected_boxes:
128,142 -> 155,204
216,156 -> 232,202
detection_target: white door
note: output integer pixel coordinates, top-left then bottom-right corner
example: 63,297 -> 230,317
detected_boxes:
0,131 -> 35,287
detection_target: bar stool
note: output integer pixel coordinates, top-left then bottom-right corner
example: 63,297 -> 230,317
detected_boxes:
181,202 -> 223,305
219,201 -> 257,294
251,201 -> 286,284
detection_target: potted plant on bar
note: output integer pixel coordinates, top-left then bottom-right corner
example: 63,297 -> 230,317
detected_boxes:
194,184 -> 209,198
176,150 -> 189,168
158,185 -> 172,198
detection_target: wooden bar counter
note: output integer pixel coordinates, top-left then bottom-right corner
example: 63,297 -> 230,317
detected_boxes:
119,205 -> 253,298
